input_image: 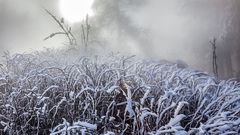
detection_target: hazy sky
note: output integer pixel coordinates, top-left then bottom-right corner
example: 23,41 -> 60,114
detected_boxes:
0,0 -> 239,79
0,0 -> 64,53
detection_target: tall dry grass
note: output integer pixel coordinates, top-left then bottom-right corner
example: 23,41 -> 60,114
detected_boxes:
0,51 -> 239,134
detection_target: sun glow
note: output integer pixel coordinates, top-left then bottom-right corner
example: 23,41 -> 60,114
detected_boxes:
59,0 -> 94,23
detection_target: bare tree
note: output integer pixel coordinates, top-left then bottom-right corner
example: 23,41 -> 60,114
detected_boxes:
210,38 -> 218,78
81,15 -> 91,51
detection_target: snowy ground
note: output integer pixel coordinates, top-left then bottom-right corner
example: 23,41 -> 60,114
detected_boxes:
0,50 -> 239,134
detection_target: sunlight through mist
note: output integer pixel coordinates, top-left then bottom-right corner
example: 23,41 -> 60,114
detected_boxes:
59,0 -> 94,23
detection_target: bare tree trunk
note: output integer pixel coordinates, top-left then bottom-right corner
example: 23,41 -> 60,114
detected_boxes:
210,38 -> 218,78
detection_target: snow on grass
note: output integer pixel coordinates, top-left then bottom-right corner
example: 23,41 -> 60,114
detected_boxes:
0,50 -> 239,134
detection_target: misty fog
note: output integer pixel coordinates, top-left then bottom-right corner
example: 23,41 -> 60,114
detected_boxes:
0,0 -> 240,80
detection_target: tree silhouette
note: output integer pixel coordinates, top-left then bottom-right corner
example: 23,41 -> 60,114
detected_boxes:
210,38 -> 218,78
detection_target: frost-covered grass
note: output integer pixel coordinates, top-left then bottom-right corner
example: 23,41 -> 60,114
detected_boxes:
0,50 -> 239,134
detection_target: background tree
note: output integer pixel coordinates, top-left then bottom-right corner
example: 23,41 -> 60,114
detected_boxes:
224,0 -> 240,80
181,0 -> 240,80
89,0 -> 150,54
